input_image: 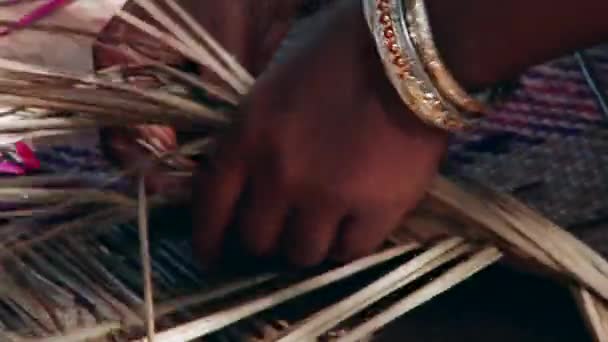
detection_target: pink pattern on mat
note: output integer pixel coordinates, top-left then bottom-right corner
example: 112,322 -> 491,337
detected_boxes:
15,141 -> 40,170
0,141 -> 40,175
0,162 -> 25,175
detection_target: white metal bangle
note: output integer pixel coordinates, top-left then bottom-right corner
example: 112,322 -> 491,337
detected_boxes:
405,0 -> 485,114
363,0 -> 468,131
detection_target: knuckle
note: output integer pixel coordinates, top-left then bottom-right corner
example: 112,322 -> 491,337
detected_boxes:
245,238 -> 275,258
289,249 -> 326,268
286,221 -> 334,268
327,192 -> 356,212
263,151 -> 297,192
274,162 -> 295,190
335,244 -> 374,263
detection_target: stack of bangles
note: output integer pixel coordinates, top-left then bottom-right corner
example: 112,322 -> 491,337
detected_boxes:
363,0 -> 487,131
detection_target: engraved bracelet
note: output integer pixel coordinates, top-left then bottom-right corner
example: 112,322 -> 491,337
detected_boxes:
363,0 -> 469,131
405,0 -> 485,114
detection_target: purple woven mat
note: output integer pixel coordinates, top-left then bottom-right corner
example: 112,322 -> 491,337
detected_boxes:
444,45 -> 608,254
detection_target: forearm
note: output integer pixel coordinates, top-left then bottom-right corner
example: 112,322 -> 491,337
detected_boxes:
341,0 -> 608,91
426,0 -> 608,90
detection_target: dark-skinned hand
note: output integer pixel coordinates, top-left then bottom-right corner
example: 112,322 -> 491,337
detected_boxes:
192,0 -> 448,267
95,0 -> 448,268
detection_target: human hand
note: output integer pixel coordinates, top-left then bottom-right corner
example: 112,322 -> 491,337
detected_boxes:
93,0 -> 306,195
192,0 -> 449,268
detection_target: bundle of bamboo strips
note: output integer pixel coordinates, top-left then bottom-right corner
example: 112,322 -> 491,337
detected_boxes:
0,0 -> 607,341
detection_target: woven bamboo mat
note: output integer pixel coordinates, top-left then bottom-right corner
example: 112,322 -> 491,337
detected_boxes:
1,2 -> 607,341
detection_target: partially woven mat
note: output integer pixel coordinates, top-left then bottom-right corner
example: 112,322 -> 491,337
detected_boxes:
0,3 -> 606,341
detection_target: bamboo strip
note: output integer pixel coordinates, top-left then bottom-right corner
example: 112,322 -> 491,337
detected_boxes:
425,178 -> 560,271
161,0 -> 255,87
0,274 -> 58,333
141,243 -> 419,342
0,174 -> 114,188
0,116 -> 100,133
338,247 -> 502,342
0,82 -> 179,116
277,238 -> 469,341
0,188 -> 135,207
129,0 -> 249,94
63,237 -> 144,310
2,206 -> 132,257
38,242 -> 143,324
0,209 -> 51,218
22,248 -> 125,323
21,322 -> 121,342
491,203 -> 608,298
428,177 -> 608,300
138,176 -> 156,341
0,58 -> 225,123
155,274 -> 276,317
494,193 -> 608,278
122,47 -> 239,105
572,287 -> 608,342
13,129 -> 90,142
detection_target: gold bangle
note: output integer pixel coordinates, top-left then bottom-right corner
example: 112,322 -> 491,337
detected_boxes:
363,0 -> 467,131
405,0 -> 485,114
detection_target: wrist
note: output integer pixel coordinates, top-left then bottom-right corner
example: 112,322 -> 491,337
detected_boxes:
358,0 -> 608,132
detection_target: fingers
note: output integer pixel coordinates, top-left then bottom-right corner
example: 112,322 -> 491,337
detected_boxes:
136,125 -> 177,151
100,127 -> 191,197
331,208 -> 405,262
192,154 -> 409,268
280,197 -> 346,267
194,165 -> 345,268
192,152 -> 247,267
237,172 -> 289,258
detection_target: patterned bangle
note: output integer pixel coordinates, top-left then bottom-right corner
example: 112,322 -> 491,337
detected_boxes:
363,0 -> 473,131
405,0 -> 484,114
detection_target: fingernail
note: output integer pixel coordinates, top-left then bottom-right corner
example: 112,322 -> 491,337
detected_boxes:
149,137 -> 166,153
